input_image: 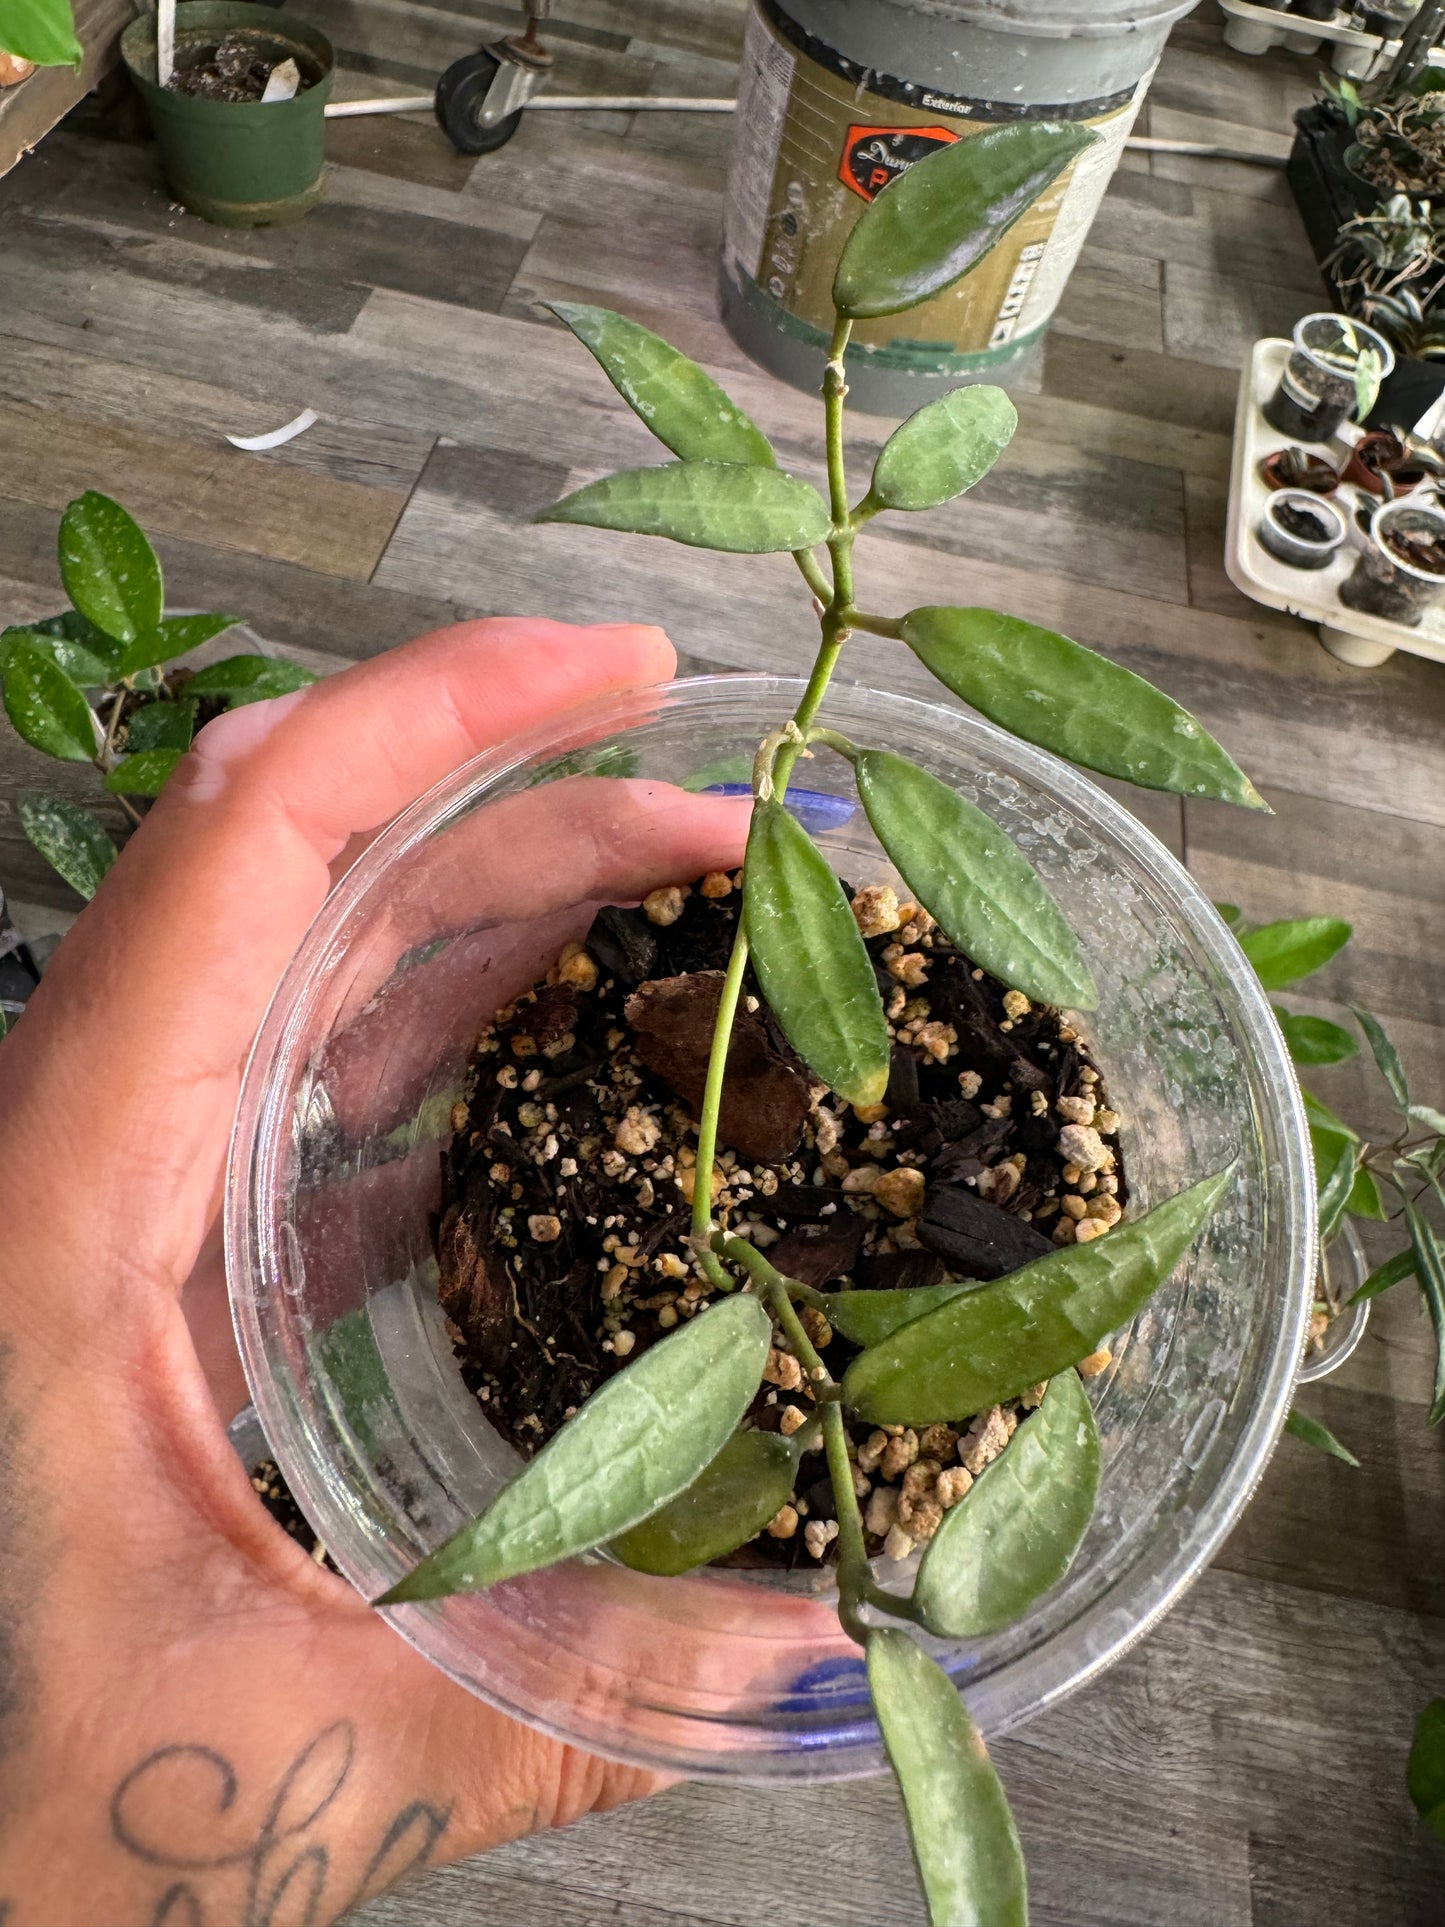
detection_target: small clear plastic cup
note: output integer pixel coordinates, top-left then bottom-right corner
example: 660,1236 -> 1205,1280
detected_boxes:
226,675 -> 1314,1781
1262,313 -> 1394,444
1340,498 -> 1445,626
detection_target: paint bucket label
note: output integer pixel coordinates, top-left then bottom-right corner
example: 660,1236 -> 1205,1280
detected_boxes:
724,0 -> 1148,368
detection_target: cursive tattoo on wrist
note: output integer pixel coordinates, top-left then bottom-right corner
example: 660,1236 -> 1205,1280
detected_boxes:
108,1720 -> 450,1927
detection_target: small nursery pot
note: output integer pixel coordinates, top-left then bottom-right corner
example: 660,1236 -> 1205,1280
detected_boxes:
1340,497 -> 1445,624
1258,447 -> 1339,494
1289,0 -> 1338,18
1259,488 -> 1348,569
1298,1219 -> 1369,1384
121,3 -> 333,227
227,676 -> 1313,1779
1262,313 -> 1395,444
1341,430 -> 1427,496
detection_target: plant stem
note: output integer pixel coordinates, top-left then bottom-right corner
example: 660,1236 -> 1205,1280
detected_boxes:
846,610 -> 905,640
792,547 -> 833,603
690,929 -> 753,1291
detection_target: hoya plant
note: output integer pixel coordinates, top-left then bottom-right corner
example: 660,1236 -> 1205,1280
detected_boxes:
1224,908 -> 1445,1455
0,0 -> 82,69
376,126 -> 1269,1926
0,491 -> 315,923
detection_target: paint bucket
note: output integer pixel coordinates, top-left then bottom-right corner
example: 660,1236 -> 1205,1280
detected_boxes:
721,0 -> 1199,410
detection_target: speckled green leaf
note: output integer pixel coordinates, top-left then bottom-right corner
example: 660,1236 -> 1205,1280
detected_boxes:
58,492 -> 162,646
1273,1008 -> 1357,1067
833,120 -> 1095,321
126,699 -> 197,754
843,1168 -> 1233,1425
823,1281 -> 976,1348
0,0 -> 83,69
1354,1005 -> 1410,1110
867,1630 -> 1027,1927
854,748 -> 1096,1010
549,303 -> 775,466
17,794 -> 117,900
1404,1202 -> 1445,1427
611,1427 -> 801,1575
536,462 -> 831,554
120,612 -> 244,677
870,387 -> 1016,511
743,798 -> 889,1107
2,638 -> 99,761
2,612 -> 122,685
1284,1406 -> 1359,1467
1239,917 -> 1351,989
903,606 -> 1266,809
184,655 -> 319,706
914,1371 -> 1099,1640
1407,1699 -> 1445,1843
104,748 -> 183,797
377,1292 -> 772,1602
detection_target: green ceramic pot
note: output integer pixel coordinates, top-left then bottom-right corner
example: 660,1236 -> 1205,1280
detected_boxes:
121,3 -> 334,227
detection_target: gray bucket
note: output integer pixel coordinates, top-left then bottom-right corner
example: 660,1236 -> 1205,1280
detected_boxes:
721,0 -> 1199,411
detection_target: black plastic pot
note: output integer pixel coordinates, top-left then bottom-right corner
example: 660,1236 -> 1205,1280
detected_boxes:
1291,0 -> 1339,17
1287,104 -> 1377,268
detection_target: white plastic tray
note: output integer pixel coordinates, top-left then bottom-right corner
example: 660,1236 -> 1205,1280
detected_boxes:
1225,337 -> 1445,669
1218,0 -> 1405,74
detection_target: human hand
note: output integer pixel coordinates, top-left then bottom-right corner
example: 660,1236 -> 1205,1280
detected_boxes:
0,619 -> 746,1927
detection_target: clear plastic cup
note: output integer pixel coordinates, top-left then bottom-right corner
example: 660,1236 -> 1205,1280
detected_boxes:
226,675 -> 1314,1781
1340,498 -> 1445,626
1262,313 -> 1394,444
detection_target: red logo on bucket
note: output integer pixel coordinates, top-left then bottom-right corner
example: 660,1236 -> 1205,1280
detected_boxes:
838,125 -> 959,202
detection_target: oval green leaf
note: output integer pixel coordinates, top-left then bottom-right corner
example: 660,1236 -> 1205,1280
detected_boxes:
854,748 -> 1096,1010
377,1292 -> 772,1602
914,1370 -> 1099,1639
183,655 -> 319,706
120,611 -> 244,678
1346,1164 -> 1386,1221
126,699 -> 198,754
867,1629 -> 1027,1927
870,386 -> 1016,512
902,606 -> 1266,809
0,0 -> 83,68
1273,1008 -> 1357,1067
536,461 -> 831,554
2,639 -> 100,761
843,1168 -> 1233,1425
1408,1698 -> 1445,1843
823,1281 -> 976,1348
58,492 -> 163,647
16,794 -> 118,900
104,748 -> 184,797
743,798 -> 889,1107
1238,917 -> 1351,990
610,1427 -> 800,1575
1284,1406 -> 1360,1468
3,614 -> 120,686
834,120 -> 1095,321
549,302 -> 775,467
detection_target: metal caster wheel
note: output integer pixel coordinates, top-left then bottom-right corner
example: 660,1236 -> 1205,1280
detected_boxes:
435,50 -> 523,154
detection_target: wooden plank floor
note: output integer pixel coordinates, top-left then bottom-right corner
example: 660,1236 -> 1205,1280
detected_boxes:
3,4 -> 1444,1921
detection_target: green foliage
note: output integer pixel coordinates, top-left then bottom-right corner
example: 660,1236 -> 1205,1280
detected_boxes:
1347,1165 -> 1387,1221
1404,1201 -> 1445,1426
900,606 -> 1265,808
867,1630 -> 1027,1927
868,387 -> 1016,512
1311,1119 -> 1359,1245
1408,1699 -> 1445,1844
16,794 -> 117,901
0,0 -> 82,68
119,612 -> 243,678
1273,1009 -> 1357,1066
853,748 -> 1096,1010
832,120 -> 1095,320
913,1372 -> 1099,1640
1354,1005 -> 1410,1111
184,655 -> 318,705
2,637 -> 98,761
823,1281 -> 975,1348
2,614 -> 121,686
58,492 -> 163,647
1238,917 -> 1351,990
842,1169 -> 1233,1425
536,462 -> 831,554
1284,1407 -> 1360,1467
1410,1104 -> 1445,1135
549,303 -> 775,466
105,750 -> 184,797
125,699 -> 198,754
1352,1248 -> 1416,1303
611,1428 -> 802,1574
378,1293 -> 772,1602
742,799 -> 889,1108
